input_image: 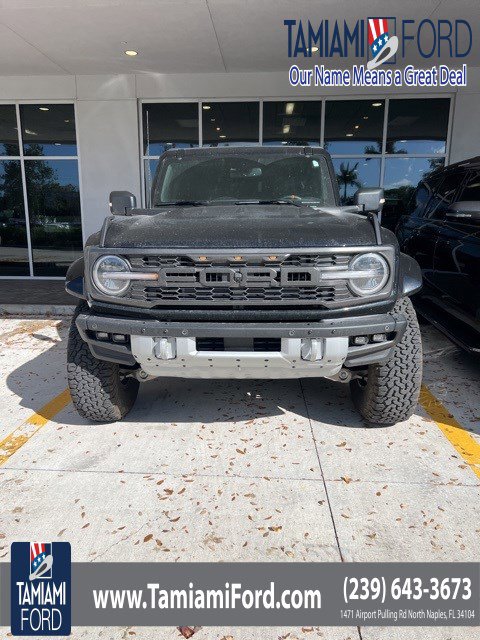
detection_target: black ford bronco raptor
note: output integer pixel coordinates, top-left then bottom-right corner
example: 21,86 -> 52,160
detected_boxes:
65,146 -> 423,425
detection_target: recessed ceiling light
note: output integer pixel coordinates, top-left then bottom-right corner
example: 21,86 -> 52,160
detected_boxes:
372,102 -> 382,107
219,135 -> 226,139
64,119 -> 70,123
216,127 -> 221,131
202,105 -> 211,110
363,116 -> 368,120
309,46 -> 319,53
210,118 -> 215,122
285,102 -> 295,115
54,142 -> 61,146
283,124 -> 291,134
39,107 -> 49,111
346,133 -> 354,137
124,50 -> 138,56
354,125 -> 360,129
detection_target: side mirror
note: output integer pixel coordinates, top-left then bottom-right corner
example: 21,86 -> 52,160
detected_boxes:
354,187 -> 385,214
109,191 -> 137,215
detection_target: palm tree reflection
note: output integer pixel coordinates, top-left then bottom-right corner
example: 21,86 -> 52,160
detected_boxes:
336,161 -> 361,205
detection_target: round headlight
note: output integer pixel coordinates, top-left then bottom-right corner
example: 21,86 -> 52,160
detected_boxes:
348,253 -> 389,296
92,255 -> 131,296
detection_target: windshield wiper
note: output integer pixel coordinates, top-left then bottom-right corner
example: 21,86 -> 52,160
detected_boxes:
234,198 -> 303,207
156,200 -> 206,207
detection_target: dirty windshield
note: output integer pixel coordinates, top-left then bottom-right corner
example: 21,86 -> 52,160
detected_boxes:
152,152 -> 336,207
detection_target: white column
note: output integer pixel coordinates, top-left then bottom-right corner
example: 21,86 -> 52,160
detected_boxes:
449,67 -> 480,164
75,76 -> 141,241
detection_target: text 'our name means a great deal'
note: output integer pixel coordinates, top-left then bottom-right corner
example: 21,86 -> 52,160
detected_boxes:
289,64 -> 467,88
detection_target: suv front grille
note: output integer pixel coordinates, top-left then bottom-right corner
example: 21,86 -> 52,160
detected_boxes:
129,254 -> 349,270
125,253 -> 354,307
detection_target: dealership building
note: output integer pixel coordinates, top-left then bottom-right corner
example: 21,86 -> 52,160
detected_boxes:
0,1 -> 478,305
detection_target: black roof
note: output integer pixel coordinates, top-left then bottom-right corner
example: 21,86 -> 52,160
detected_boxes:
438,155 -> 480,175
161,145 -> 330,159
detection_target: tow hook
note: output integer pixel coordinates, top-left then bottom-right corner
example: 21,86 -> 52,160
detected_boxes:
327,368 -> 352,383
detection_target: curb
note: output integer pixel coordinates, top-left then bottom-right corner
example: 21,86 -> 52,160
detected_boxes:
0,304 -> 75,317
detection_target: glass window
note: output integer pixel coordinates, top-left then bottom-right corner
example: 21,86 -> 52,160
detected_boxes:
202,102 -> 259,147
26,160 -> 82,276
142,103 -> 199,155
153,151 -> 335,206
424,172 -> 464,219
20,104 -> 77,156
407,182 -> 433,217
387,99 -> 449,154
0,105 -> 20,156
324,100 -> 385,154
143,158 -> 160,207
383,157 -> 445,220
459,171 -> 480,203
263,101 -> 321,146
0,159 -> 29,275
332,157 -> 381,205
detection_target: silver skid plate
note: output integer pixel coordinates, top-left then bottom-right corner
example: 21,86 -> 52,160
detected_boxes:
130,336 -> 349,379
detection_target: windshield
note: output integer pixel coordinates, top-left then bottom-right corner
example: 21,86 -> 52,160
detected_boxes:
152,152 -> 336,207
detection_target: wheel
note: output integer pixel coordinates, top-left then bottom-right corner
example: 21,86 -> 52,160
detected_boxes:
349,297 -> 422,426
67,302 -> 139,422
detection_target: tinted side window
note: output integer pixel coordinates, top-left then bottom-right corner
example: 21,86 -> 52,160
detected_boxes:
458,170 -> 480,203
408,182 -> 432,217
424,172 -> 465,219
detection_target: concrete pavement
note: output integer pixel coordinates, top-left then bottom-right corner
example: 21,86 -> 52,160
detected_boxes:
0,314 -> 479,640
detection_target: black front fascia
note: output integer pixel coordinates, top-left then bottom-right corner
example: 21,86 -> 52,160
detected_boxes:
84,245 -> 399,311
76,310 -> 407,369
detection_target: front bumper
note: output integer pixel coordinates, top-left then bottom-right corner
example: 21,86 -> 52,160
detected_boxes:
75,311 -> 407,379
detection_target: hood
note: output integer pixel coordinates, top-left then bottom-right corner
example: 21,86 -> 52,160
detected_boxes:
101,204 -> 384,249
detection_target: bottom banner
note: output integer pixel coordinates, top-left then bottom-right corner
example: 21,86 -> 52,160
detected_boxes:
1,560 -> 479,632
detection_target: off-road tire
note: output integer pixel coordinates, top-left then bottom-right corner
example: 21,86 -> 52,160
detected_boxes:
350,297 -> 422,426
67,302 -> 139,422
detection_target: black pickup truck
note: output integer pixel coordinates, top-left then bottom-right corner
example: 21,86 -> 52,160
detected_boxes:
65,146 -> 422,425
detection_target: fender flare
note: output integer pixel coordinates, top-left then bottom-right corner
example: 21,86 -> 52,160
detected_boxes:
65,257 -> 86,299
399,252 -> 422,297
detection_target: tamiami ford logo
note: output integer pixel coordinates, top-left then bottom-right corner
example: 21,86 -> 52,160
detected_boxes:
285,17 -> 472,88
11,542 -> 71,636
367,18 -> 398,69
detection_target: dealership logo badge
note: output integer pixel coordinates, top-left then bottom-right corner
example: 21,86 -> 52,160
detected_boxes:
367,18 -> 398,69
29,542 -> 53,580
11,541 -> 71,636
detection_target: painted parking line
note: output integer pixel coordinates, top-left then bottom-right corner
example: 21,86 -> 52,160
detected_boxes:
0,389 -> 71,466
0,384 -> 479,482
420,384 -> 480,480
